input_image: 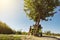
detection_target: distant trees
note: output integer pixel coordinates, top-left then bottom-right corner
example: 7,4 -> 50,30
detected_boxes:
0,21 -> 14,34
45,31 -> 51,35
22,32 -> 28,35
16,30 -> 22,34
44,31 -> 60,36
16,30 -> 28,35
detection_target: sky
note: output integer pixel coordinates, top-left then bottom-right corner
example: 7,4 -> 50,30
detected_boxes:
0,0 -> 60,33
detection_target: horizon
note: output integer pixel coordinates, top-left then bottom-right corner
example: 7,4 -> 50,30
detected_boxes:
0,0 -> 60,33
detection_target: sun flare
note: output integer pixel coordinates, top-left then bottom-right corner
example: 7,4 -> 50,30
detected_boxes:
0,0 -> 16,18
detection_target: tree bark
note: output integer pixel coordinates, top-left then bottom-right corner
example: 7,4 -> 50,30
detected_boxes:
35,19 -> 42,36
35,18 -> 40,25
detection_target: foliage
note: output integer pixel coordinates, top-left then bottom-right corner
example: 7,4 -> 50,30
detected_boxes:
22,32 -> 28,35
44,31 -> 60,36
16,31 -> 22,34
15,30 -> 28,35
53,33 -> 60,36
24,0 -> 60,36
24,0 -> 60,24
45,31 -> 51,35
0,21 -> 14,34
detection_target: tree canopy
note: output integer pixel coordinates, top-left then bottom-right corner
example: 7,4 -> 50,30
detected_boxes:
24,0 -> 60,24
0,21 -> 14,34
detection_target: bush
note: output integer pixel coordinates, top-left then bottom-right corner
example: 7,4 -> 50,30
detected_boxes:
22,32 -> 28,35
16,31 -> 22,34
45,31 -> 51,35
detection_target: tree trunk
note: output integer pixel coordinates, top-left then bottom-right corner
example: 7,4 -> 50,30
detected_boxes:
35,20 -> 42,36
35,19 -> 40,25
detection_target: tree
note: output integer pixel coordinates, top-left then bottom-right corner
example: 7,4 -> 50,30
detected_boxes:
0,21 -> 14,34
24,0 -> 60,36
16,30 -> 22,34
46,31 -> 51,35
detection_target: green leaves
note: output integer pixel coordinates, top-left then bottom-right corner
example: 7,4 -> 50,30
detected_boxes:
0,21 -> 14,34
24,0 -> 60,22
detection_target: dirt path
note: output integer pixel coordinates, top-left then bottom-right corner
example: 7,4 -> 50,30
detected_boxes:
21,35 -> 60,40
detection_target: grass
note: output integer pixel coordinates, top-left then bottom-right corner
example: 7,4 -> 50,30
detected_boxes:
0,34 -> 21,40
0,34 -> 60,40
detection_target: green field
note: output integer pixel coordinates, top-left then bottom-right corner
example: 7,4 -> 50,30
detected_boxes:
0,34 -> 21,40
0,34 -> 60,40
